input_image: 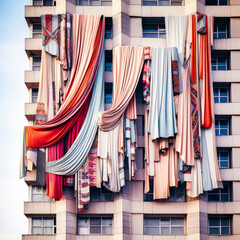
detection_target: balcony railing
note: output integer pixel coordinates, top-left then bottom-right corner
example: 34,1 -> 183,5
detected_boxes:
77,0 -> 112,6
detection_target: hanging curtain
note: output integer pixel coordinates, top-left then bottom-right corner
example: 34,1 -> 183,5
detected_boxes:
46,49 -> 105,175
26,15 -> 105,148
148,47 -> 177,139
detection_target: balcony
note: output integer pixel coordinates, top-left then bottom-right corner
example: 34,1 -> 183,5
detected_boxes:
25,103 -> 37,121
25,38 -> 42,57
25,71 -> 40,89
212,70 -> 240,83
22,235 -> 56,240
24,201 -> 56,216
213,38 -> 240,50
24,169 -> 37,185
25,5 -> 56,26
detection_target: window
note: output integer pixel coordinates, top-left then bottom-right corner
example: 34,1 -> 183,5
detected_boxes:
213,18 -> 229,39
212,51 -> 230,71
215,118 -> 230,135
208,216 -> 231,235
32,57 -> 41,71
105,50 -> 112,71
32,24 -> 42,38
76,0 -> 112,6
142,0 -> 183,6
32,217 -> 56,235
32,185 -> 52,201
217,148 -> 231,168
208,182 -> 232,202
78,217 -> 113,235
33,0 -> 55,6
142,18 -> 166,38
206,0 -> 228,5
213,85 -> 229,103
105,18 -> 112,39
136,115 -> 144,136
32,89 -> 38,103
144,180 -> 185,202
90,186 -> 114,202
144,216 -> 185,235
105,83 -> 112,104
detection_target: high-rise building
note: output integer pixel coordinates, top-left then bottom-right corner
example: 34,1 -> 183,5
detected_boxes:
23,0 -> 240,239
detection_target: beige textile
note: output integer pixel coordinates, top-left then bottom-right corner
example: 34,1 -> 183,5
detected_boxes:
98,46 -> 144,131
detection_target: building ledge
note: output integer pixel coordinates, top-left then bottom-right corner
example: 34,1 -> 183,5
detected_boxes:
216,135 -> 240,148
212,70 -> 240,83
22,235 -> 56,240
215,103 -> 240,115
25,70 -> 40,89
25,103 -> 37,121
75,6 -> 112,16
213,38 -> 240,50
220,168 -> 240,182
25,5 -> 56,26
205,5 -> 240,17
24,201 -> 56,216
25,38 -> 42,57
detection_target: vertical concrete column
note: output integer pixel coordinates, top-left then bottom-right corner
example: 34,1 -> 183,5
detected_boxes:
56,188 -> 77,240
112,0 -> 131,47
113,182 -> 132,240
232,148 -> 240,168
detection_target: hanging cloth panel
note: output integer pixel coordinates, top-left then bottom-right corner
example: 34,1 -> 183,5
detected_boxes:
46,48 -> 105,175
46,139 -> 64,199
148,47 -> 177,139
198,14 -> 212,128
191,15 -> 201,159
98,46 -> 144,131
42,14 -> 60,57
26,15 -> 104,148
165,15 -> 188,66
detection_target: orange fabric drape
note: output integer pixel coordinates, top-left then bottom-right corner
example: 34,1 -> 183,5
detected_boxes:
26,15 -> 104,148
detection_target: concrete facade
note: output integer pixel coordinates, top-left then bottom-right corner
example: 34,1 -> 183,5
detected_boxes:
23,0 -> 240,239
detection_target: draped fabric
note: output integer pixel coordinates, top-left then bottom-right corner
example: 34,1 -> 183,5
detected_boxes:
46,48 -> 105,175
175,59 -> 195,166
148,47 -> 177,139
198,14 -> 212,128
46,139 -> 64,199
42,14 -> 60,57
190,15 -> 201,160
98,46 -> 144,131
60,14 -> 68,81
26,15 -> 104,148
165,15 -> 188,65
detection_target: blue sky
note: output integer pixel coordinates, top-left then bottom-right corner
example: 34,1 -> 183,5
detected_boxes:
0,0 -> 29,239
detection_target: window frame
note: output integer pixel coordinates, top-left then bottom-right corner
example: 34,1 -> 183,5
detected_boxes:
31,185 -> 53,202
144,216 -> 185,235
213,86 -> 229,103
31,217 -> 56,235
208,182 -> 232,202
208,216 -> 231,235
76,0 -> 112,6
205,0 -> 228,5
90,186 -> 114,202
215,118 -> 230,136
78,216 -> 113,235
144,180 -> 186,202
32,24 -> 42,39
217,148 -> 231,169
32,57 -> 41,71
142,0 -> 183,6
